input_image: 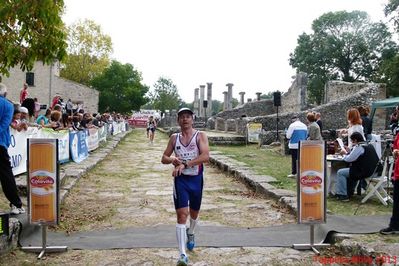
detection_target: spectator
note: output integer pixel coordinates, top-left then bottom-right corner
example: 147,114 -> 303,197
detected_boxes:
80,113 -> 93,128
335,132 -> 379,201
358,106 -> 372,141
307,112 -> 322,140
10,108 -> 27,132
72,114 -> 83,130
390,105 -> 399,133
19,107 -> 29,122
51,95 -> 61,110
33,97 -> 41,119
380,129 -> 399,235
0,83 -> 25,214
315,112 -> 323,132
342,108 -> 365,154
286,115 -> 308,178
61,113 -> 73,129
19,83 -> 28,104
50,110 -> 62,130
66,99 -> 73,115
36,109 -> 53,128
21,98 -> 35,123
53,104 -> 62,112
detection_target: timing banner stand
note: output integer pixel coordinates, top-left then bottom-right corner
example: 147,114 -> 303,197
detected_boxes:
21,139 -> 67,259
293,141 -> 330,254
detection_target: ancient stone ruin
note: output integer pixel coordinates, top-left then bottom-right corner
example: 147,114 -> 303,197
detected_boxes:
207,73 -> 386,137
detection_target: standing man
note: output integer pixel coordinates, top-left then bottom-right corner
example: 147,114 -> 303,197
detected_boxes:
286,115 -> 307,178
0,84 -> 25,215
19,83 -> 28,104
315,112 -> 323,133
161,108 -> 209,266
380,130 -> 399,234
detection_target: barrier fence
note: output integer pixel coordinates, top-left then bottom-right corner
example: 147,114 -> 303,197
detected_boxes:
8,122 -> 128,175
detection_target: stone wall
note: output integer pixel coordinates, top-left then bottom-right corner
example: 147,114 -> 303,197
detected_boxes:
324,81 -> 383,103
1,61 -> 60,106
1,61 -> 99,113
250,83 -> 386,132
280,72 -> 309,113
53,77 -> 99,114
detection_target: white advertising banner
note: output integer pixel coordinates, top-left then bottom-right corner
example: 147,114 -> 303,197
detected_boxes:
36,128 -> 70,163
9,127 -> 39,175
87,128 -> 99,151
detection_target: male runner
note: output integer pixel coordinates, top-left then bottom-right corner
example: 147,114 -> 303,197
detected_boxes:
161,108 -> 209,266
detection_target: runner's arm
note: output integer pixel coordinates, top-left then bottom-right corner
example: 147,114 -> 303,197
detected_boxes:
186,131 -> 209,168
161,134 -> 181,166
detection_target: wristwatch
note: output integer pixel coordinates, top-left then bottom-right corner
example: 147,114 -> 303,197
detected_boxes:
182,162 -> 188,168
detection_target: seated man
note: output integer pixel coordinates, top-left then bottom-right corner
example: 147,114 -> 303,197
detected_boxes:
335,132 -> 379,201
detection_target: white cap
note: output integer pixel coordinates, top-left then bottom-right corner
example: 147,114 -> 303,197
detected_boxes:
19,107 -> 28,113
177,107 -> 194,116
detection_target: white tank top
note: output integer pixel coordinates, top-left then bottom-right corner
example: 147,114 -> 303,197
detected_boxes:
174,131 -> 200,176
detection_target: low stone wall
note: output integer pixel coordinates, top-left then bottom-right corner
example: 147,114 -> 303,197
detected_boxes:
216,99 -> 275,119
226,119 -> 236,131
216,117 -> 225,131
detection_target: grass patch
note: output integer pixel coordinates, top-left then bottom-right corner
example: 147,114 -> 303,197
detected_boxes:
211,144 -> 295,190
211,144 -> 392,216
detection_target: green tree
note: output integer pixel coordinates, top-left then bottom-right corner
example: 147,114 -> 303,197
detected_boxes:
380,0 -> 399,97
211,100 -> 223,115
90,61 -> 149,113
0,0 -> 67,78
289,10 -> 397,103
149,77 -> 182,112
60,19 -> 112,85
385,0 -> 399,28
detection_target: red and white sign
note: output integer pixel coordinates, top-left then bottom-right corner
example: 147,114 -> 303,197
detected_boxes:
128,110 -> 160,128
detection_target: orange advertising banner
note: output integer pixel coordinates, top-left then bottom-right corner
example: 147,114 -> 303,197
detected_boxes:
298,141 -> 326,224
28,139 -> 59,225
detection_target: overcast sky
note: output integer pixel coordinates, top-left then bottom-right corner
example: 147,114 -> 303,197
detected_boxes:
63,0 -> 389,103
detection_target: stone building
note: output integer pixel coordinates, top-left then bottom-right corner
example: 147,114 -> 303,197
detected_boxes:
1,61 -> 99,113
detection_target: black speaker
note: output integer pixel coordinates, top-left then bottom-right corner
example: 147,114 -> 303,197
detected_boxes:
273,92 -> 281,107
203,100 -> 208,108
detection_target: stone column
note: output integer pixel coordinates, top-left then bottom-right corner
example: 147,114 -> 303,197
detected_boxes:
206,82 -> 212,117
256,92 -> 262,101
239,92 -> 245,105
226,83 -> 233,110
194,88 -> 199,115
199,85 -> 205,117
223,91 -> 228,111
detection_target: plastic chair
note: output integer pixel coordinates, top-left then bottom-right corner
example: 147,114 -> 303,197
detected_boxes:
361,156 -> 393,206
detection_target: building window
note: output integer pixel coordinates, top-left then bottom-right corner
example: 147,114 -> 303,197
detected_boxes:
26,72 -> 34,86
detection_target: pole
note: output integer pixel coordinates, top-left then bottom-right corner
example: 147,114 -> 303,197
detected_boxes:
48,62 -> 53,108
276,106 -> 279,141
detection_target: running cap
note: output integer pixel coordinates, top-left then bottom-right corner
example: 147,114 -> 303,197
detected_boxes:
177,107 -> 194,116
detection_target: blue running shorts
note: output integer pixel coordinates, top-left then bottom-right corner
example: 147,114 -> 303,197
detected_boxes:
173,174 -> 204,211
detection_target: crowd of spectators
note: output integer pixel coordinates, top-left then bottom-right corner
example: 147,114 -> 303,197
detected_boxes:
11,95 -> 127,132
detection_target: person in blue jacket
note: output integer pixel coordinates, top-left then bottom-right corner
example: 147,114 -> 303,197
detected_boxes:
0,83 -> 25,215
286,115 -> 308,178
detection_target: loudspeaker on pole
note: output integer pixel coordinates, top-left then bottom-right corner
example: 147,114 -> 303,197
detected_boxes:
273,92 -> 281,107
